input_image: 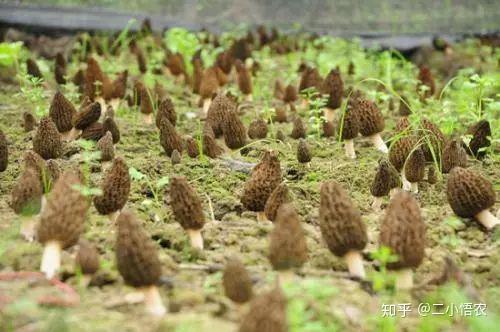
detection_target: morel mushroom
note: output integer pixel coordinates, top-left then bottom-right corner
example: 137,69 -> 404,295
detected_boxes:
464,120 -> 491,159
27,58 -> 43,79
447,167 -> 498,230
417,65 -> 435,99
370,159 -> 393,211
81,121 -> 104,141
203,123 -> 224,158
156,97 -> 177,128
223,256 -> 253,304
339,105 -> 360,159
49,91 -> 76,140
380,191 -> 425,289
248,119 -> 268,139
427,166 -> 437,184
38,171 -> 90,279
207,93 -> 234,137
269,204 -> 308,281
283,84 -> 298,104
33,117 -> 63,160
170,149 -> 181,165
321,68 -> 343,122
241,150 -> 282,221
199,68 -> 219,115
352,98 -> 388,153
290,116 -> 306,139
222,109 -> 247,150
97,131 -> 115,169
296,138 -> 312,165
389,135 -> 418,191
442,138 -> 467,173
239,287 -> 287,332
419,118 -> 445,162
159,118 -> 183,157
116,210 -> 166,316
140,86 -> 154,125
264,183 -> 290,222
319,181 -> 367,278
235,59 -> 253,101
75,239 -> 100,286
93,157 -> 131,222
185,136 -> 200,158
10,168 -> 43,216
169,176 -> 206,250
102,116 -> 120,144
404,148 -> 425,193
23,112 -> 36,132
0,129 -> 7,172
71,101 -> 101,139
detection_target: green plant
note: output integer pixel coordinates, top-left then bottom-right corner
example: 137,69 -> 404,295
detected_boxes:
164,27 -> 201,75
301,87 -> 328,139
71,140 -> 103,198
15,72 -> 46,117
128,167 -> 169,208
368,246 -> 399,293
0,41 -> 22,69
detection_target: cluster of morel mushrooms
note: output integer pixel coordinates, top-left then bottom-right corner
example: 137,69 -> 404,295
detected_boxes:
0,20 -> 497,329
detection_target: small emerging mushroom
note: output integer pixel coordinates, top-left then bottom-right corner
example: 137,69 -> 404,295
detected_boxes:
33,117 -> 63,160
169,176 -> 206,250
159,118 -> 183,157
38,171 -> 90,279
447,167 -> 498,230
427,166 -> 437,184
248,119 -> 268,139
239,286 -> 287,332
171,149 -> 181,165
75,239 -> 100,287
264,183 -> 290,222
97,131 -> 115,169
404,148 -> 425,193
235,59 -> 253,101
185,136 -> 200,158
203,123 -> 224,158
156,97 -> 177,128
207,93 -> 233,137
0,129 -> 7,172
290,116 -> 306,139
27,58 -> 43,79
464,120 -> 491,159
102,116 -> 120,144
442,138 -> 467,173
23,112 -> 36,132
296,138 -> 312,166
139,86 -> 154,125
370,159 -> 393,211
283,84 -> 298,105
222,256 -> 253,305
319,181 -> 367,278
222,109 -> 247,150
380,191 -> 425,290
116,210 -> 166,317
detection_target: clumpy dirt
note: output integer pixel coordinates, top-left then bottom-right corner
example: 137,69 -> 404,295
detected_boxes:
0,33 -> 499,332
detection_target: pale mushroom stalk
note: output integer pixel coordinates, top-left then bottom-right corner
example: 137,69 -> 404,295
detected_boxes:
95,97 -> 106,113
202,98 -> 212,116
40,240 -> 62,279
142,285 -> 166,317
187,229 -> 204,250
401,172 -> 412,191
410,182 -> 419,193
475,210 -> 500,230
371,196 -> 383,211
257,211 -> 268,222
324,107 -> 335,122
67,128 -> 82,140
277,269 -> 295,284
344,250 -> 365,279
108,210 -> 121,223
245,94 -> 253,102
142,113 -> 153,125
389,188 -> 399,199
394,268 -> 413,290
344,139 -> 356,159
109,98 -> 120,110
369,133 -> 388,153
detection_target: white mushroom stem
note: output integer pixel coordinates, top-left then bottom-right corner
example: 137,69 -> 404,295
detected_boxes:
202,98 -> 212,116
67,128 -> 82,141
96,97 -> 106,112
108,210 -> 121,224
187,229 -> 204,250
410,182 -> 419,194
40,240 -> 62,279
401,172 -> 411,191
475,210 -> 500,230
389,188 -> 399,199
109,98 -> 120,111
394,268 -> 413,290
368,133 -> 388,153
142,285 -> 166,317
80,274 -> 92,288
245,94 -> 253,102
324,107 -> 335,122
344,139 -> 356,159
278,269 -> 295,284
142,113 -> 153,125
344,250 -> 365,279
40,195 -> 47,214
256,211 -> 268,222
371,196 -> 383,211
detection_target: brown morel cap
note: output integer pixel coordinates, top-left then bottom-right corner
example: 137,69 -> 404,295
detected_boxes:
395,116 -> 410,133
199,67 -> 219,99
398,96 -> 411,116
269,204 -> 308,270
319,181 -> 367,257
389,135 -> 418,171
55,52 -> 66,69
322,120 -> 335,138
73,69 -> 85,93
297,139 -> 312,163
37,171 -> 90,248
156,97 -> 177,128
248,119 -> 268,139
273,105 -> 288,123
321,69 -> 344,109
10,168 -> 43,215
419,118 -> 445,162
23,112 -> 36,132
140,87 -> 154,115
283,84 -> 298,104
352,98 -> 385,136
202,123 -> 224,158
442,138 -> 467,173
299,67 -> 322,92
49,91 -> 76,133
81,122 -> 104,141
215,66 -> 229,86
136,48 -> 147,74
264,183 -> 290,222
404,148 -> 425,183
239,286 -> 287,332
110,70 -> 128,100
79,96 -> 93,111
185,136 -> 200,158
370,159 -> 392,197
223,256 -> 253,303
380,191 -> 425,270
73,102 -> 101,130
207,93 -> 234,137
76,240 -> 100,275
93,157 -> 131,215
171,149 -> 181,165
447,167 -> 495,218
290,116 -> 306,139
102,117 -> 120,144
33,117 -> 63,160
159,118 -> 183,157
84,57 -> 105,100
97,131 -> 114,162
192,58 -> 203,94
55,64 -> 66,85
241,151 -> 282,212
222,109 -> 247,149
169,176 -> 205,230
166,52 -> 186,77
27,58 -> 43,79
236,61 -> 252,95
465,120 -> 491,159
116,210 -> 162,287
339,106 -> 360,140
417,66 -> 435,98
0,130 -> 7,172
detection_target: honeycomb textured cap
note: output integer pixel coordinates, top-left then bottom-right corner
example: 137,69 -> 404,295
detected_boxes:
37,171 -> 90,248
389,135 -> 417,171
273,105 -> 288,123
199,67 -> 219,98
404,148 -> 425,183
169,176 -> 205,230
283,84 -> 298,103
465,120 -> 491,159
97,131 -> 115,162
76,240 -> 100,275
49,91 -> 77,133
446,167 -> 495,218
290,117 -> 306,139
248,119 -> 268,139
0,130 -> 7,172
319,181 -> 367,257
185,136 -> 200,158
156,97 -> 177,128
370,160 -> 392,197
23,112 -> 36,132
299,67 -> 323,92
242,151 -> 282,212
380,191 -> 426,270
222,110 -> 247,149
223,256 -> 253,303
417,66 -> 435,98
398,96 -> 411,116
207,93 -> 235,137
352,98 -> 385,136
442,139 -> 467,173
33,117 -> 63,160
81,122 -> 104,141
102,117 -> 120,144
202,123 -> 224,158
93,157 -> 131,215
116,210 -> 162,287
139,87 -> 154,115
110,70 -> 128,100
297,139 -> 312,163
395,116 -> 410,133
269,204 -> 308,270
73,102 -> 101,130
340,106 -> 360,140
10,168 -> 43,215
264,183 -> 290,222
321,69 -> 344,109
239,287 -> 287,332
84,57 -> 105,100
159,118 -> 183,157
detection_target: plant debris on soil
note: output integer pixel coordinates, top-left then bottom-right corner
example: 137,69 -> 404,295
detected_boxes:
0,22 -> 499,332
